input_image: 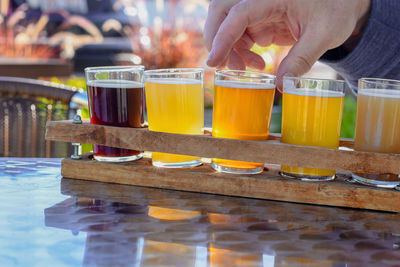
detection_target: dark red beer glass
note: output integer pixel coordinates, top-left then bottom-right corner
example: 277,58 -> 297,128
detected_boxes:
85,66 -> 144,162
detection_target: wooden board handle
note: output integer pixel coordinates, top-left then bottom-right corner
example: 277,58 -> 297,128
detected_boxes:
60,155 -> 400,213
46,120 -> 400,174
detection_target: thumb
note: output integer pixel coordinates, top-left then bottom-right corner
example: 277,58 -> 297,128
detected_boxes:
276,30 -> 328,91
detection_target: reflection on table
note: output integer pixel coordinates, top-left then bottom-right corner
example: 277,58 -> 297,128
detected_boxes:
43,177 -> 400,266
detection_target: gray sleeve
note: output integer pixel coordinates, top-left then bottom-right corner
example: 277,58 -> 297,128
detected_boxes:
319,0 -> 400,89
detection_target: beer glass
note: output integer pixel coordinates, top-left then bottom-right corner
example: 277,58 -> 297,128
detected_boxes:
352,78 -> 400,188
211,70 -> 276,174
144,68 -> 204,168
280,77 -> 346,181
85,66 -> 145,162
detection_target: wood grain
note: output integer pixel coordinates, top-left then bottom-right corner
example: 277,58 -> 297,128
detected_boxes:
61,154 -> 400,213
47,120 -> 400,174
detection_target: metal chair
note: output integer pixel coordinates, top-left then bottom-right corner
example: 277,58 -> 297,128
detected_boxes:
0,76 -> 87,158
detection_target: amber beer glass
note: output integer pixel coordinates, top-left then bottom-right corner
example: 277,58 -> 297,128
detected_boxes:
144,68 -> 204,168
85,66 -> 144,162
281,77 -> 346,181
211,70 -> 276,174
352,78 -> 400,188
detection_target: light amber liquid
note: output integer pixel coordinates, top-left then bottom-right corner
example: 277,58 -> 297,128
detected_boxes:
355,89 -> 400,153
209,245 -> 261,266
145,79 -> 204,164
148,206 -> 201,221
142,240 -> 197,266
212,81 -> 275,170
281,89 -> 344,177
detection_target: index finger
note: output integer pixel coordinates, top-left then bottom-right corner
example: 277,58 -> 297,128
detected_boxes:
207,0 -> 279,67
203,0 -> 233,51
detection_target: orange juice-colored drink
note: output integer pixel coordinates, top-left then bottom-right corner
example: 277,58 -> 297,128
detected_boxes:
212,80 -> 275,171
145,78 -> 204,166
354,89 -> 400,153
281,88 -> 344,177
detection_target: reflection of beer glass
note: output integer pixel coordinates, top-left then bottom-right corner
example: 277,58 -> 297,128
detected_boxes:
85,66 -> 145,162
144,68 -> 204,168
352,78 -> 400,188
211,70 -> 276,174
280,77 -> 345,181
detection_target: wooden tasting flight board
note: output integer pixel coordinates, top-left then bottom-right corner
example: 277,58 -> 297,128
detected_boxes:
46,120 -> 400,213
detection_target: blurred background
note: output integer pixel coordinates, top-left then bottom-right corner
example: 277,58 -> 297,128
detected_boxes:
0,0 -> 356,158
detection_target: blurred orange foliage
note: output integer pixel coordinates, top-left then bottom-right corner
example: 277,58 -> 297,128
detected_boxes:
130,28 -> 207,70
0,2 -> 102,59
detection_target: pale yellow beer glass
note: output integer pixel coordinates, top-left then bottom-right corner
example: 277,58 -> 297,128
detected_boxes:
281,77 -> 346,181
211,70 -> 276,174
144,68 -> 204,168
352,78 -> 400,188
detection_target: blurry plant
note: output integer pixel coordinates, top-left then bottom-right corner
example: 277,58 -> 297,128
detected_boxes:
130,28 -> 206,69
341,96 -> 357,138
50,76 -> 87,91
118,0 -> 208,69
0,1 -> 103,59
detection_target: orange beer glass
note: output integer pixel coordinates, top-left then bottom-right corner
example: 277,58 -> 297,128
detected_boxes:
280,77 -> 346,181
211,70 -> 276,174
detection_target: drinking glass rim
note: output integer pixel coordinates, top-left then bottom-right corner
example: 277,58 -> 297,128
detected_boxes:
216,69 -> 275,81
359,77 -> 400,87
85,65 -> 145,73
284,76 -> 346,84
144,68 -> 204,76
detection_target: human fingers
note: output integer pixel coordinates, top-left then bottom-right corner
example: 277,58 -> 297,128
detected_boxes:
248,23 -> 292,47
207,0 -> 280,67
233,33 -> 265,70
235,48 -> 265,70
203,0 -> 240,51
227,50 -> 246,70
276,29 -> 329,91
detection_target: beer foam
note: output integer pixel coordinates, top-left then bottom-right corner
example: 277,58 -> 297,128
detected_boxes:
358,89 -> 400,98
284,88 -> 344,97
214,80 -> 275,90
87,80 -> 143,89
145,78 -> 202,85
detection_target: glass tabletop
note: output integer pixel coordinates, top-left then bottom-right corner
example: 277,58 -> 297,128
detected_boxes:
1,158 -> 400,266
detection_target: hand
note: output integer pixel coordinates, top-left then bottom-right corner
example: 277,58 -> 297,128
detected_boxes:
204,0 -> 370,86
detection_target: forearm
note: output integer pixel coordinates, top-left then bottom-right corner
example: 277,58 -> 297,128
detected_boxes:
319,0 -> 400,88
